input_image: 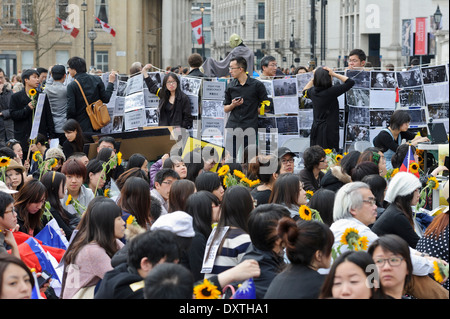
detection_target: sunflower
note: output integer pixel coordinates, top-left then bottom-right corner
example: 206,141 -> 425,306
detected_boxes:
335,154 -> 343,163
126,215 -> 135,225
324,148 -> 332,155
0,157 -> 11,167
391,168 -> 399,178
217,165 -> 230,177
340,227 -> 360,246
117,152 -> 122,166
32,151 -> 42,162
50,158 -> 58,168
356,236 -> 369,251
305,190 -> 314,199
409,162 -> 419,174
193,279 -> 221,299
299,205 -> 312,221
433,261 -> 444,284
248,179 -> 260,188
233,169 -> 246,179
223,175 -> 229,187
65,194 -> 72,206
28,89 -> 37,97
104,188 -> 111,198
428,176 -> 439,190
241,177 -> 252,186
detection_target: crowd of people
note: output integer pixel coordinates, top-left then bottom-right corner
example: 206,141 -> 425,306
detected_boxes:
0,42 -> 448,301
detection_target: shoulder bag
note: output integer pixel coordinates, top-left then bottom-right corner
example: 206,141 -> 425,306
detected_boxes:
74,79 -> 111,130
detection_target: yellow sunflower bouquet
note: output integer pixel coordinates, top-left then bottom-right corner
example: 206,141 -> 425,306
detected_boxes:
32,151 -> 58,180
219,165 -> 260,189
298,205 -> 323,222
416,176 -> 440,211
65,194 -> 87,216
193,279 -> 222,299
94,152 -> 122,196
432,260 -> 449,285
332,227 -> 369,260
0,156 -> 11,183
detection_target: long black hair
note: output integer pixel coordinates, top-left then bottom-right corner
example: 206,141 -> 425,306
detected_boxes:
185,191 -> 220,239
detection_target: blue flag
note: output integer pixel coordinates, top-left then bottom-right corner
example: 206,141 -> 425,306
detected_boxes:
232,278 -> 256,299
35,219 -> 69,250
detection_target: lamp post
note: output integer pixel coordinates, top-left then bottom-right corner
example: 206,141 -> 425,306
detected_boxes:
81,1 -> 87,61
434,5 -> 442,30
200,6 -> 205,60
88,28 -> 97,70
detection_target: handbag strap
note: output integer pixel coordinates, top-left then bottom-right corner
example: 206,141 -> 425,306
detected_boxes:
74,79 -> 90,108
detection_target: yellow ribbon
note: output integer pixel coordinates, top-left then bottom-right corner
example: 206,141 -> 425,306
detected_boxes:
260,100 -> 270,116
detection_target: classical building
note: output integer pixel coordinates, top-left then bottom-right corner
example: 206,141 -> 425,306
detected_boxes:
0,0 -> 194,77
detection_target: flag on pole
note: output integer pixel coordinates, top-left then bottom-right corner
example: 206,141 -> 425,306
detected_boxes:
95,16 -> 116,37
191,18 -> 204,45
232,278 -> 256,299
57,17 -> 79,38
30,269 -> 42,299
399,144 -> 420,178
18,19 -> 34,36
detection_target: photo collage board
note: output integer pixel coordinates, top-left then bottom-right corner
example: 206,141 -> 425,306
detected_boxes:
100,65 -> 449,155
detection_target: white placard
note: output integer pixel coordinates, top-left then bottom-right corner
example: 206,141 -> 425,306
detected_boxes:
202,81 -> 226,100
29,93 -> 46,140
124,92 -> 145,113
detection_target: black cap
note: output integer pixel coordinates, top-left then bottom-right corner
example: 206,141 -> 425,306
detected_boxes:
51,65 -> 66,75
278,147 -> 296,158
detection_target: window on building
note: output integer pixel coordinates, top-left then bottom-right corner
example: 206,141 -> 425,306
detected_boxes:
1,0 -> 16,25
21,50 -> 33,70
95,0 -> 108,26
257,23 -> 265,39
96,51 -> 109,72
55,0 -> 69,25
21,0 -> 33,24
55,50 -> 69,66
258,2 -> 265,20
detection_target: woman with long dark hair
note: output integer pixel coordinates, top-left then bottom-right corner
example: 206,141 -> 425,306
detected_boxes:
185,191 -> 221,282
61,197 -> 125,299
62,119 -> 86,159
269,173 -> 307,220
41,171 -> 80,240
168,179 -> 196,213
302,67 -> 355,151
204,185 -> 254,279
247,154 -> 281,207
15,179 -> 47,236
142,65 -> 193,129
194,171 -> 224,202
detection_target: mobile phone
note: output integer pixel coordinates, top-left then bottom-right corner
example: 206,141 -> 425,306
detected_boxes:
37,270 -> 52,287
233,97 -> 242,101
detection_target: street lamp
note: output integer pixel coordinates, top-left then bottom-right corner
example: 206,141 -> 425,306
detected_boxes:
434,5 -> 442,30
200,6 -> 205,60
81,1 -> 87,61
88,28 -> 97,70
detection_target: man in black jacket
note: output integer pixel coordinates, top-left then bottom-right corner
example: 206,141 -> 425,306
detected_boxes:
0,68 -> 14,146
66,57 -> 116,142
9,69 -> 56,160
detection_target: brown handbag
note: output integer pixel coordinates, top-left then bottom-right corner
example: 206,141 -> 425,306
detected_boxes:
74,79 -> 111,130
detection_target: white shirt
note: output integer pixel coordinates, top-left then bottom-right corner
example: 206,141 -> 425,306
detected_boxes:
329,217 -> 434,276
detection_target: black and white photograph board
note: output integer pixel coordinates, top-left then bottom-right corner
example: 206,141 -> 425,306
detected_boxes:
298,109 -> 314,130
399,88 -> 425,108
143,88 -> 160,108
187,95 -> 199,116
370,71 -> 397,89
346,124 -> 370,142
202,100 -> 225,118
181,76 -> 202,96
260,80 -> 274,98
273,77 -> 298,97
258,117 -> 277,133
396,69 -> 423,88
276,116 -> 299,134
421,65 -> 448,84
370,110 -> 393,128
346,89 -> 370,107
348,106 -> 370,125
202,81 -> 226,100
346,70 -> 371,89
126,74 -> 144,96
428,103 -> 449,122
296,73 -> 314,96
124,108 -> 146,131
273,96 -> 299,115
407,107 -> 428,127
145,108 -> 159,126
124,91 -> 146,113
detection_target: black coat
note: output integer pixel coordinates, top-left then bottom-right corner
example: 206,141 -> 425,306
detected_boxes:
264,264 -> 325,299
144,76 -> 193,129
242,244 -> 285,299
94,263 -> 144,299
304,78 -> 355,151
66,72 -> 114,134
9,89 -> 55,153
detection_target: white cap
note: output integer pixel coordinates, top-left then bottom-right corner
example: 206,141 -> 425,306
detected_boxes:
385,172 -> 421,203
150,211 -> 195,238
0,181 -> 18,194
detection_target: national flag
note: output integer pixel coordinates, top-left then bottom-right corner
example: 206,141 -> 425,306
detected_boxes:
191,18 -> 204,45
399,144 -> 420,178
57,17 -> 79,38
18,19 -> 34,36
30,269 -> 42,299
35,218 -> 69,250
95,16 -> 116,37
232,278 -> 256,299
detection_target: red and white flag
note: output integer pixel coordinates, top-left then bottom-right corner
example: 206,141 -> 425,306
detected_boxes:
57,17 -> 79,38
95,16 -> 116,37
191,18 -> 204,45
18,19 -> 34,36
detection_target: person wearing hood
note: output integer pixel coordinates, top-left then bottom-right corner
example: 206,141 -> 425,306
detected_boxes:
202,34 -> 254,77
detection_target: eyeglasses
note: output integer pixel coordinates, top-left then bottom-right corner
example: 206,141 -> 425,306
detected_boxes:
166,81 -> 177,85
374,257 -> 404,267
4,208 -> 16,214
161,181 -> 173,186
319,158 -> 327,162
362,197 -> 377,206
281,158 -> 294,164
268,63 -> 278,68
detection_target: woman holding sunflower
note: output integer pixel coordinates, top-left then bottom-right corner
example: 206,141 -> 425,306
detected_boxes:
371,172 -> 422,248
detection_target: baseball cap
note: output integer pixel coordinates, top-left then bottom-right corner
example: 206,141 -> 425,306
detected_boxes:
0,181 -> 18,194
278,147 -> 296,158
